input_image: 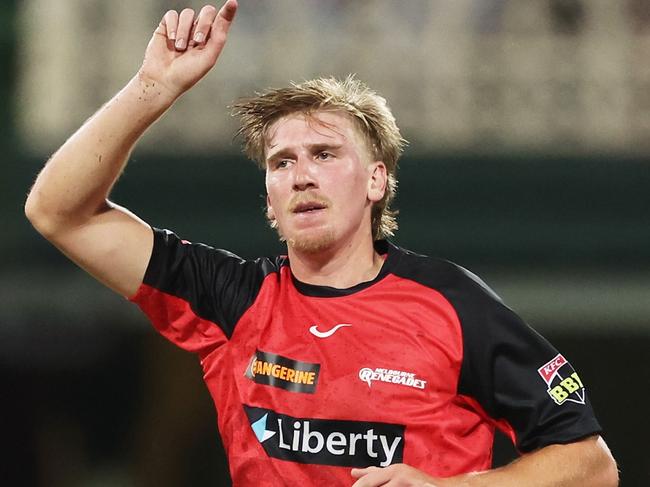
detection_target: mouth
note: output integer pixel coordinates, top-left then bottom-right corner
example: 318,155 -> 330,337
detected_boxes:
291,202 -> 328,214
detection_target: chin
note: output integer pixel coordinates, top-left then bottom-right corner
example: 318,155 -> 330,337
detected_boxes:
287,227 -> 337,254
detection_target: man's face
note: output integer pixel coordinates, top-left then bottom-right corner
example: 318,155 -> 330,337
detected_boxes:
264,110 -> 386,254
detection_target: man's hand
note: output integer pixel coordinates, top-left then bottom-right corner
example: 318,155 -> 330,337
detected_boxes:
351,464 -> 448,487
348,436 -> 618,487
139,0 -> 238,101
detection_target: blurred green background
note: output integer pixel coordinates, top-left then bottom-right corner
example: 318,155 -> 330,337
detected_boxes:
2,1 -> 649,486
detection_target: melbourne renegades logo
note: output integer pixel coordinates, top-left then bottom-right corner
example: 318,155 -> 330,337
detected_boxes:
537,354 -> 586,406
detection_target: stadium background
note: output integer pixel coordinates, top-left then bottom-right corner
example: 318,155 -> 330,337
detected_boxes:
1,0 -> 649,485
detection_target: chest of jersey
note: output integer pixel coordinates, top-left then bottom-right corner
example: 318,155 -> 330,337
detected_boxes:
136,232 -> 599,484
218,272 -> 468,471
238,274 -> 460,408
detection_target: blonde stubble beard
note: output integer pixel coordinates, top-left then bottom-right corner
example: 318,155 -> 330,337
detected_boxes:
270,193 -> 338,254
269,213 -> 339,255
286,226 -> 338,254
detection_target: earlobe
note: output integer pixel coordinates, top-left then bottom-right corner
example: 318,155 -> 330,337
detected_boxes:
368,162 -> 387,202
266,195 -> 276,221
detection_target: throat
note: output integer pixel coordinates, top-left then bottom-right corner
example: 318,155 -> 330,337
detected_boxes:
289,244 -> 386,289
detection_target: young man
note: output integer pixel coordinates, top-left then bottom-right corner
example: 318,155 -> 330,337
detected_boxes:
25,2 -> 618,486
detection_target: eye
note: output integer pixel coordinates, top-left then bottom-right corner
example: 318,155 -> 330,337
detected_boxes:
275,159 -> 291,169
317,151 -> 333,161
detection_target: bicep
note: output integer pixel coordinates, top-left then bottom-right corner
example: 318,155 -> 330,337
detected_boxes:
52,203 -> 153,298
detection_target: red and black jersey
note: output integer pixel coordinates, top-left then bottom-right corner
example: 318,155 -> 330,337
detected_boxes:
130,228 -> 602,486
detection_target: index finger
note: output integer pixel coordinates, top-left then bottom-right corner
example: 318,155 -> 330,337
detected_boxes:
351,467 -> 379,479
190,5 -> 219,46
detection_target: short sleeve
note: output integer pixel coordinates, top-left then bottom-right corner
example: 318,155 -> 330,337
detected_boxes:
448,267 -> 602,453
130,228 -> 275,355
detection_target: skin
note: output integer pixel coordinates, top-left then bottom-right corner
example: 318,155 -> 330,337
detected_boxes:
264,111 -> 388,287
24,1 -> 237,298
350,436 -> 618,486
24,2 -> 619,485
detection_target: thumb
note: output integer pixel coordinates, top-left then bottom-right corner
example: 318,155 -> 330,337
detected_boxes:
207,0 -> 238,49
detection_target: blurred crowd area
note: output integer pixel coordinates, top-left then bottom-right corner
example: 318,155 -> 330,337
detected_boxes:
3,2 -> 650,486
15,0 -> 650,156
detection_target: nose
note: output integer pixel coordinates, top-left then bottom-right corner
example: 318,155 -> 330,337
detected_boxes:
292,155 -> 318,191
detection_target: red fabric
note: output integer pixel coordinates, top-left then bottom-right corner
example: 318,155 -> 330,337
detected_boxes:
130,284 -> 227,355
133,270 -> 504,485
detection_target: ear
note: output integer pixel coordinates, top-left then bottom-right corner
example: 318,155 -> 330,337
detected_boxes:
367,162 -> 387,203
266,194 -> 276,221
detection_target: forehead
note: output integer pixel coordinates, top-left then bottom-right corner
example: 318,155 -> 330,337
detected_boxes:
265,111 -> 366,156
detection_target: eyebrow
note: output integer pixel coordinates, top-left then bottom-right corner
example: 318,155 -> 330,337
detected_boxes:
266,143 -> 344,164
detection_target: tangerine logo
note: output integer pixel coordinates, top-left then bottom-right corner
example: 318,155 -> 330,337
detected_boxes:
245,350 -> 320,394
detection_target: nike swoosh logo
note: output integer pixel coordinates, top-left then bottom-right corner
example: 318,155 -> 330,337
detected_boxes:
309,324 -> 352,338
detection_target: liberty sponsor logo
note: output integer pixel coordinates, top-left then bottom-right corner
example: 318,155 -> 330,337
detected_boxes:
359,367 -> 427,390
537,354 -> 585,405
245,350 -> 320,394
309,323 -> 352,338
244,406 -> 404,468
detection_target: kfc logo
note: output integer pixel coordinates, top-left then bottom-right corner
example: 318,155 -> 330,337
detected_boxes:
537,354 -> 586,406
537,354 -> 567,384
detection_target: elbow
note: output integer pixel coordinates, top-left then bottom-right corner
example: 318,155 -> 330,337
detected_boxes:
595,437 -> 619,487
24,190 -> 48,234
24,188 -> 63,238
602,456 -> 619,487
25,187 -> 108,239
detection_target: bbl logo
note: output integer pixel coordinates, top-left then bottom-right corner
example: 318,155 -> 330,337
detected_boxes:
537,354 -> 586,406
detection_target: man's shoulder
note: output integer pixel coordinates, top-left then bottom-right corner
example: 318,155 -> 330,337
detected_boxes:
388,241 -> 503,304
388,241 -> 471,284
152,227 -> 288,274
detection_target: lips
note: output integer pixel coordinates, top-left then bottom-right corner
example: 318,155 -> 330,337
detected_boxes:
292,201 -> 328,214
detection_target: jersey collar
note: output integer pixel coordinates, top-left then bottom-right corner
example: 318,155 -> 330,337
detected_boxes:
290,240 -> 400,298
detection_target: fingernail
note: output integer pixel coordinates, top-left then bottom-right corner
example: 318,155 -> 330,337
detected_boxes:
193,31 -> 204,43
175,38 -> 185,49
169,31 -> 176,40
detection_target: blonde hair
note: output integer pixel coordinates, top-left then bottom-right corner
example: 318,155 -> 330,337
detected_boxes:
231,75 -> 407,240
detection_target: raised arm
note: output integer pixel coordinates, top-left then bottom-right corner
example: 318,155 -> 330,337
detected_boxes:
24,1 -> 238,298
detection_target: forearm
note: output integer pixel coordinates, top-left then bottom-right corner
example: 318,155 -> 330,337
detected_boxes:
23,3 -> 236,298
443,436 -> 618,487
25,73 -> 176,234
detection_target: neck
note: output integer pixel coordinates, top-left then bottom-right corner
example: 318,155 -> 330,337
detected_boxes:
288,234 -> 385,289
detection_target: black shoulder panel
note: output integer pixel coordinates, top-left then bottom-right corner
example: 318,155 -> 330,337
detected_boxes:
390,246 -> 601,452
143,228 -> 282,338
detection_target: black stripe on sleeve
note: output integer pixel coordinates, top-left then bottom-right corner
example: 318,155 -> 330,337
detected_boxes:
143,228 -> 280,338
391,248 -> 602,452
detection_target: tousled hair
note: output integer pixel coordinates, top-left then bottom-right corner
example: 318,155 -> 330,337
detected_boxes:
231,75 -> 407,240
